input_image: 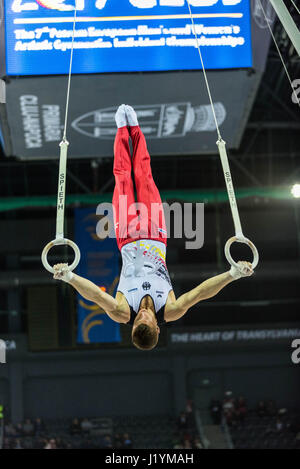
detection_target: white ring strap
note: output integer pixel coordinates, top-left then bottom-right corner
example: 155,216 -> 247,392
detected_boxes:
186,0 -> 259,269
216,139 -> 259,268
41,5 -> 81,274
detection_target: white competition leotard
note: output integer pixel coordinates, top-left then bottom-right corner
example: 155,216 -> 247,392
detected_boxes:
117,239 -> 173,325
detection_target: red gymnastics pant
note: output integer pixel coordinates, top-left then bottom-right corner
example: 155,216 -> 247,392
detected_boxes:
112,126 -> 167,251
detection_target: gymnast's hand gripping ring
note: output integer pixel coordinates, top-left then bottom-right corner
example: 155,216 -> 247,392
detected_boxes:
225,236 -> 259,270
41,238 -> 81,274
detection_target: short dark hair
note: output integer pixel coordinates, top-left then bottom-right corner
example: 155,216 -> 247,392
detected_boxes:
132,324 -> 158,351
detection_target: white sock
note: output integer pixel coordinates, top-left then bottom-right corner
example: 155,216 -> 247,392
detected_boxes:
125,105 -> 139,126
115,104 -> 127,128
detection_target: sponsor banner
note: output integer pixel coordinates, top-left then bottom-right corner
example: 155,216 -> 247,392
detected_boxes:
168,324 -> 300,347
3,69 -> 262,158
75,207 -> 121,344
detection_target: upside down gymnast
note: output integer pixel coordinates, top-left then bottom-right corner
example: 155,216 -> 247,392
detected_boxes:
53,104 -> 254,351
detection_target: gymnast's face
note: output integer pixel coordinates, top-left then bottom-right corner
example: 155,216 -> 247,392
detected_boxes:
133,309 -> 160,335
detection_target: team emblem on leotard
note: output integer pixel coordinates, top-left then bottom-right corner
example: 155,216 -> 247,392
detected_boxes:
142,282 -> 151,291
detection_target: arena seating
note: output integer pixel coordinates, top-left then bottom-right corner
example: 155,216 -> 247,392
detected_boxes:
112,414 -> 176,449
2,414 -> 180,449
229,411 -> 300,449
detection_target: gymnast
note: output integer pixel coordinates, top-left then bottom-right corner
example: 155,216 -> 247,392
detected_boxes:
53,105 -> 254,351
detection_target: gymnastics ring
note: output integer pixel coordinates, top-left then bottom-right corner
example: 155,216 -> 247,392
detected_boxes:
225,236 -> 259,270
41,238 -> 81,274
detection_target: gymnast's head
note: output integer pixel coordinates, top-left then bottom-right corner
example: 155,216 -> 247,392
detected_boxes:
131,308 -> 160,351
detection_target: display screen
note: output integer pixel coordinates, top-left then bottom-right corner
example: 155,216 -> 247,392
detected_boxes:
4,0 -> 252,75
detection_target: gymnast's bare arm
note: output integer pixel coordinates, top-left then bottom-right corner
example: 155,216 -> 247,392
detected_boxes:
53,264 -> 129,324
164,261 -> 253,323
